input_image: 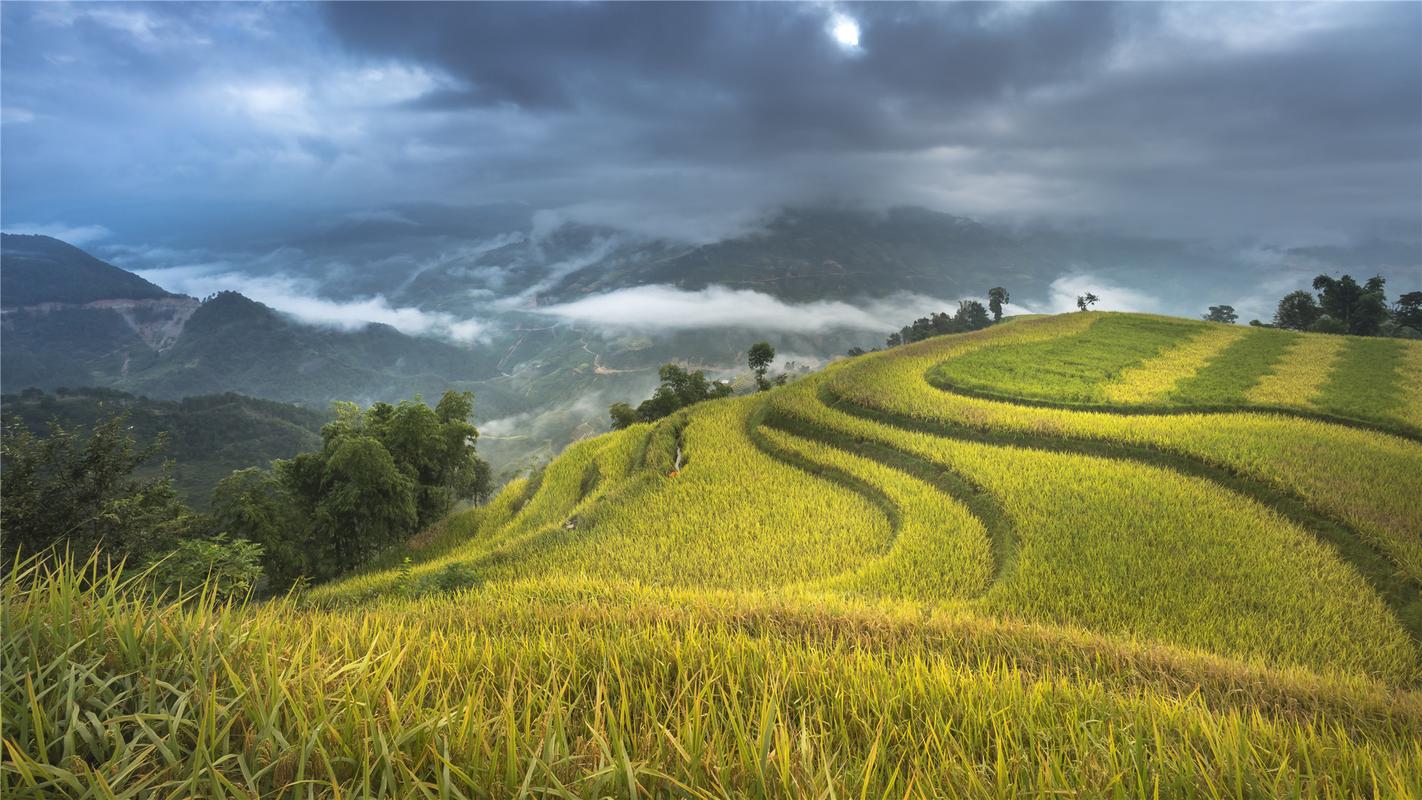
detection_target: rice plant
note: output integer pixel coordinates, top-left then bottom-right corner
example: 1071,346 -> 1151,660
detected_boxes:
6,556 -> 1421,799
9,311 -> 1421,798
1102,321 -> 1251,403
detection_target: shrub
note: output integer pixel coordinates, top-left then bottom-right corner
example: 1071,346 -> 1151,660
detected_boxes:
148,534 -> 264,602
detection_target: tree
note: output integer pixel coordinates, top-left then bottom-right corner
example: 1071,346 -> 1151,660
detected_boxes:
1309,314 -> 1348,335
350,391 -> 488,527
609,402 -> 639,430
1312,274 -> 1389,336
0,412 -> 199,565
885,332 -> 903,347
1203,305 -> 1238,324
954,300 -> 992,331
610,363 -> 734,428
215,390 -> 489,587
1393,291 -> 1422,330
147,534 -> 264,603
748,342 -> 776,391
1379,319 -> 1422,340
315,436 -> 418,573
987,287 -> 1009,323
845,347 -> 867,357
1076,293 -> 1099,312
1272,290 -> 1321,330
211,467 -> 310,590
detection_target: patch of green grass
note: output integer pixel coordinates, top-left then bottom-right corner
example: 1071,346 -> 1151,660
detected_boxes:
1170,327 -> 1297,405
1315,337 -> 1409,423
928,314 -> 1202,404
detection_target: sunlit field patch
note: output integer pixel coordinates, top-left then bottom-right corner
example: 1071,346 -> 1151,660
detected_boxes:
7,558 -> 1422,799
928,313 -> 1198,404
1102,321 -> 1252,403
766,383 -> 1418,681
1244,332 -> 1347,411
1167,326 -> 1296,405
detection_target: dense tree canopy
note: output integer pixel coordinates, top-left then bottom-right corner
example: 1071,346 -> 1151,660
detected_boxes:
886,299 -> 995,348
1272,290 -> 1322,331
6,388 -> 494,591
1312,274 -> 1390,336
0,414 -> 200,565
987,287 -> 1009,323
1392,291 -> 1422,331
217,390 -> 490,587
610,364 -> 733,429
1203,305 -> 1238,324
1261,275 -> 1417,337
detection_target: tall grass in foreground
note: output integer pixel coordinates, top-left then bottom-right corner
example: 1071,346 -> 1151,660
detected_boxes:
5,555 -> 1422,799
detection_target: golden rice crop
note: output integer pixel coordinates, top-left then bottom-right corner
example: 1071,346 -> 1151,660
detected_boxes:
828,317 -> 1422,583
757,426 -> 993,603
1102,322 -> 1251,403
1166,326 -> 1297,405
10,311 -> 1420,799
314,424 -> 654,604
479,398 -> 893,590
1244,331 -> 1348,410
767,385 -> 1419,682
929,313 -> 1189,404
318,399 -> 894,599
5,557 -> 1421,799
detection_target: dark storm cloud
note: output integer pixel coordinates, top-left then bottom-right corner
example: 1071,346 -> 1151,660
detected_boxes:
321,2 -> 1126,157
2,2 -> 1419,246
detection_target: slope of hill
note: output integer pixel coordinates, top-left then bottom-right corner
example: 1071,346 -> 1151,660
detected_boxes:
0,233 -> 173,307
0,388 -> 328,506
117,290 -> 504,404
8,312 -> 1420,797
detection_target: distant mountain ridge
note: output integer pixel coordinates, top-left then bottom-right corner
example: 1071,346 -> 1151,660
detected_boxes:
0,238 -> 504,414
1,233 -> 175,307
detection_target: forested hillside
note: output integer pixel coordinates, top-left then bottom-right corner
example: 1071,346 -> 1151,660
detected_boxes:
1,388 -> 328,506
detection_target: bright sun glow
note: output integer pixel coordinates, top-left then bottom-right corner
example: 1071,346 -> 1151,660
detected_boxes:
830,13 -> 860,49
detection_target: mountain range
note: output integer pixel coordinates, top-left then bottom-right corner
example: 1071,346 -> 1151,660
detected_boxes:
4,207 -> 1419,475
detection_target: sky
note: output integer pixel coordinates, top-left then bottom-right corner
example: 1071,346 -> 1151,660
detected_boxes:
3,1 -> 1420,247
1,1 -> 1420,337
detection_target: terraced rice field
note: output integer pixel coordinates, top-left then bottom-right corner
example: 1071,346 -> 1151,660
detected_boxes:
7,312 -> 1422,798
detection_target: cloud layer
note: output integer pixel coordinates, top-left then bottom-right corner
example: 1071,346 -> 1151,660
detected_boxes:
136,263 -> 487,342
534,284 -> 1037,334
2,2 -> 1418,245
